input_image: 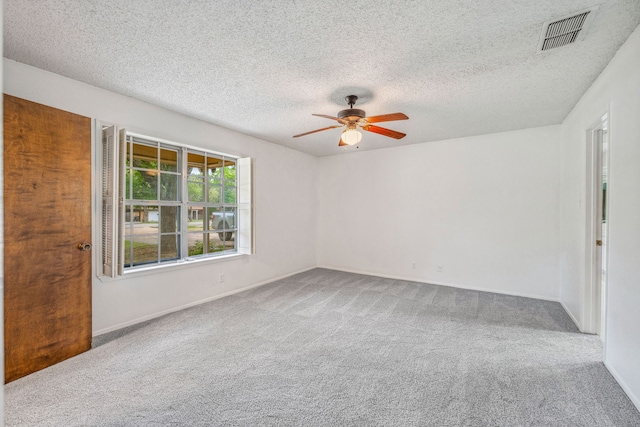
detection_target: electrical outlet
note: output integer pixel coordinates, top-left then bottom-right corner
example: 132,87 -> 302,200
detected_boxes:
437,266 -> 443,272
219,273 -> 225,283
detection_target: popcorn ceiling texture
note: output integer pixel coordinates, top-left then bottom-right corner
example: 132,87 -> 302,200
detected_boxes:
4,0 -> 640,156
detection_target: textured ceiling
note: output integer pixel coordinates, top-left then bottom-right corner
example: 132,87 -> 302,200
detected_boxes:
4,1 -> 640,156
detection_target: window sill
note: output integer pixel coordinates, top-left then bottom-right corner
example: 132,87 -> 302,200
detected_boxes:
96,253 -> 246,282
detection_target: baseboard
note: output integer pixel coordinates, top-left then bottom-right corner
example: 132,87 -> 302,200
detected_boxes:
317,265 -> 561,302
92,265 -> 317,337
604,360 -> 640,413
559,300 -> 583,331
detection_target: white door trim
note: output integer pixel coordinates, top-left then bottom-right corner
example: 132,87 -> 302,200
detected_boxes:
583,112 -> 609,337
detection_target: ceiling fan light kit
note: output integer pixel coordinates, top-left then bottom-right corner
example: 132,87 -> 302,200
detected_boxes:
341,128 -> 362,145
293,95 -> 409,148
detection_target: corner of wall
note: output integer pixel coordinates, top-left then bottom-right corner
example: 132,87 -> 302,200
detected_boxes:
604,360 -> 640,413
559,300 -> 582,331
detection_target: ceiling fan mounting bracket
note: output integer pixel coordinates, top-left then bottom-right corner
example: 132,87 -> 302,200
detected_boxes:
345,95 -> 359,108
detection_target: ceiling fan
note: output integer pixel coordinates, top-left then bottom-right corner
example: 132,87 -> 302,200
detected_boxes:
293,95 -> 409,147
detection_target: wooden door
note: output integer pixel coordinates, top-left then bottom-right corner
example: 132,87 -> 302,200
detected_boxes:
4,94 -> 92,383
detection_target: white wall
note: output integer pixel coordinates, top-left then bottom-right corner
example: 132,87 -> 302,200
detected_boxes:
559,24 -> 640,410
318,126 -> 561,300
3,59 -> 318,334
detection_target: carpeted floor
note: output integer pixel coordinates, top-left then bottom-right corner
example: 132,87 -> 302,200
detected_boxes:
5,268 -> 640,426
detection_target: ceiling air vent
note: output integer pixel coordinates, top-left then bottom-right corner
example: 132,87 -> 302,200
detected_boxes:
538,7 -> 598,52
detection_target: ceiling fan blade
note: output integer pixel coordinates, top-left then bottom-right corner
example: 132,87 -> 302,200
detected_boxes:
312,114 -> 347,124
293,125 -> 343,138
362,125 -> 406,139
364,112 -> 409,123
338,138 -> 348,147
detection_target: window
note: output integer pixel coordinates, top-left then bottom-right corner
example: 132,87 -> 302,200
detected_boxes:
101,125 -> 253,276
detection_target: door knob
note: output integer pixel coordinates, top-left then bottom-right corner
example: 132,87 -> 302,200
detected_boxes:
596,240 -> 603,246
78,243 -> 92,251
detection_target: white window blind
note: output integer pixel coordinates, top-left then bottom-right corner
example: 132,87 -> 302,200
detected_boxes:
101,125 -> 124,277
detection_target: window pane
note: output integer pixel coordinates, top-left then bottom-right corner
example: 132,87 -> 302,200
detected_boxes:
188,233 -> 206,256
223,159 -> 236,185
190,232 -> 229,255
209,170 -> 222,186
123,204 -> 133,266
159,205 -> 180,261
132,143 -> 158,169
207,156 -> 223,170
124,204 -> 133,223
188,153 -> 205,175
127,234 -> 159,266
209,207 -> 223,231
160,148 -> 178,172
187,153 -> 205,203
127,211 -> 159,265
209,231 -> 229,253
223,207 -> 237,229
160,173 -> 179,201
223,186 -> 236,204
132,170 -> 158,200
125,169 -> 131,199
205,207 -> 216,231
208,185 -> 221,203
128,206 -> 150,224
188,178 -> 204,202
215,233 -> 235,249
210,207 -> 236,243
207,157 -> 223,186
124,235 -> 132,267
159,206 -> 180,233
160,234 -> 180,261
187,207 -> 206,228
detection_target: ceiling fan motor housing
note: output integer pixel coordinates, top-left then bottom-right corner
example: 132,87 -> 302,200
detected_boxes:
338,108 -> 366,121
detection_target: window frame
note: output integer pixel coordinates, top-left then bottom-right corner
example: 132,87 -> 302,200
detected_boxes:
98,122 -> 253,278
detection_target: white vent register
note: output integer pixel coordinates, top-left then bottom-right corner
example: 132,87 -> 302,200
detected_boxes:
538,7 -> 598,52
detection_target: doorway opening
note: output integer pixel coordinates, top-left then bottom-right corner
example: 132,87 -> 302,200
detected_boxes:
585,113 -> 609,339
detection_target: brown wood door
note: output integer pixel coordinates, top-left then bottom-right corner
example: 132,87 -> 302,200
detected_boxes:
4,94 -> 92,383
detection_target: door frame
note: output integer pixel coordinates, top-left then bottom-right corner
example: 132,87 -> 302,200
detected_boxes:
584,112 -> 609,338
